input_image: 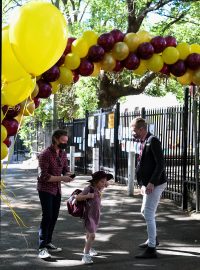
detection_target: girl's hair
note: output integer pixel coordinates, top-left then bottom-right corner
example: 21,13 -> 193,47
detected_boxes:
52,129 -> 68,144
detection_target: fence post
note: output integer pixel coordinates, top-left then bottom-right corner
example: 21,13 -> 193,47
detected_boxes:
128,151 -> 135,196
113,102 -> 120,180
141,107 -> 146,119
92,148 -> 99,173
84,111 -> 89,174
70,146 -> 75,173
183,87 -> 189,210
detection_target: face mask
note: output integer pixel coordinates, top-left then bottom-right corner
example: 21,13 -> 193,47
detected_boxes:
57,143 -> 67,149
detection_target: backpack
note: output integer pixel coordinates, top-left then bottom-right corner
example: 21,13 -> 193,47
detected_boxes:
67,189 -> 86,218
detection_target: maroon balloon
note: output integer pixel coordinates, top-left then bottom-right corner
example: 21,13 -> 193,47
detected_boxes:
170,60 -> 187,77
151,36 -> 167,53
137,42 -> 154,59
56,53 -> 66,66
36,79 -> 52,98
64,37 -> 76,55
2,104 -> 21,119
72,71 -> 80,83
88,45 -> 105,62
186,53 -> 200,70
42,65 -> 60,82
113,61 -> 124,72
123,53 -> 140,70
78,60 -> 94,76
4,137 -> 12,147
110,29 -> 125,43
160,64 -> 170,75
34,98 -> 40,109
97,33 -> 115,52
165,36 -> 177,47
2,119 -> 19,137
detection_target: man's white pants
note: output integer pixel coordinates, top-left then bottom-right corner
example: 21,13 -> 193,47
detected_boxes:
141,182 -> 167,247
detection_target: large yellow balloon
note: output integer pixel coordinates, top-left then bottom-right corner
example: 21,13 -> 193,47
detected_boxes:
100,53 -> 116,71
64,53 -> 80,70
2,26 -> 29,82
177,70 -> 193,85
82,30 -> 98,47
1,143 -> 8,160
176,43 -> 191,60
147,54 -> 164,72
124,33 -> 140,52
9,2 -> 68,76
133,60 -> 147,75
1,125 -> 7,142
192,68 -> 200,85
162,47 -> 179,65
137,30 -> 152,43
2,75 -> 36,106
112,42 -> 129,61
58,67 -> 73,85
71,38 -> 89,58
190,44 -> 200,54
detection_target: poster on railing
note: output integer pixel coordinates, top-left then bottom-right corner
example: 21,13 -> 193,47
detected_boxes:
110,128 -> 114,144
88,116 -> 95,130
105,128 -> 111,139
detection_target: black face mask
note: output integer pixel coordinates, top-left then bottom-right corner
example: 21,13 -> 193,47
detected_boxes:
57,143 -> 67,149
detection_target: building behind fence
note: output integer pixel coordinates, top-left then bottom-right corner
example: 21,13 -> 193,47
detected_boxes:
15,88 -> 200,212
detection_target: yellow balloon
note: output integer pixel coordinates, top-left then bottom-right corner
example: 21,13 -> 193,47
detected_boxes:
64,53 -> 80,70
20,99 -> 35,116
91,63 -> 101,77
100,53 -> 116,71
147,54 -> 164,72
176,43 -> 191,60
2,26 -> 29,82
1,110 -> 5,121
1,143 -> 8,160
133,60 -> 147,75
137,30 -> 152,43
177,70 -> 193,85
58,67 -> 73,85
112,42 -> 129,61
9,2 -> 68,76
2,75 -> 36,106
82,30 -> 98,47
1,125 -> 7,142
192,68 -> 200,85
162,47 -> 180,64
123,32 -> 140,52
50,81 -> 61,94
15,113 -> 24,125
71,38 -> 89,58
190,44 -> 200,54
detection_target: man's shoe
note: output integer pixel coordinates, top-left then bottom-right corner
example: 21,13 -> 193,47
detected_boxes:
38,248 -> 51,259
135,247 -> 158,259
82,254 -> 93,264
46,243 -> 62,252
139,237 -> 159,248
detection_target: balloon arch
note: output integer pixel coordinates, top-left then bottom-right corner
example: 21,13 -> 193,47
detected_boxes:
1,1 -> 200,162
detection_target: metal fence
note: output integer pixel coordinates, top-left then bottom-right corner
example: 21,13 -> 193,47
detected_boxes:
16,87 -> 200,211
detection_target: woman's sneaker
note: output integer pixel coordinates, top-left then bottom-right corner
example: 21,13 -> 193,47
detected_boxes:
38,248 -> 51,259
82,254 -> 93,264
89,248 -> 98,256
46,243 -> 62,252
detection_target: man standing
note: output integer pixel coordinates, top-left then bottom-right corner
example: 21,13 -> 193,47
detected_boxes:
130,117 -> 167,258
37,129 -> 74,259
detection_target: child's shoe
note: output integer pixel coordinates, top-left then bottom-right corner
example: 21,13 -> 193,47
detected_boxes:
89,248 -> 98,256
82,254 -> 93,264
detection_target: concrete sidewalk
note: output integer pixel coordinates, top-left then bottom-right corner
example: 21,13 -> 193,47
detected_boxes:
0,163 -> 200,270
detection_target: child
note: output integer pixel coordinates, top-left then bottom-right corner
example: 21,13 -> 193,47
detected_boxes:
76,170 -> 113,264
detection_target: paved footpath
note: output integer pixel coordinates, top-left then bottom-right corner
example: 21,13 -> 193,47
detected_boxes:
0,163 -> 200,270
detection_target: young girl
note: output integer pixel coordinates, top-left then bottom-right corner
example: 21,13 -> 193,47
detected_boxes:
76,170 -> 113,264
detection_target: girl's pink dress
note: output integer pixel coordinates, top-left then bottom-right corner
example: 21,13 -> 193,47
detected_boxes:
82,185 -> 101,233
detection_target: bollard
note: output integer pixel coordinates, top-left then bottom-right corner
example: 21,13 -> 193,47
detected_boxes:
92,148 -> 99,173
70,146 -> 75,173
128,151 -> 135,196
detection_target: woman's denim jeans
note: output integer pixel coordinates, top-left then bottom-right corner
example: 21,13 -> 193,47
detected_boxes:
141,182 -> 167,247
